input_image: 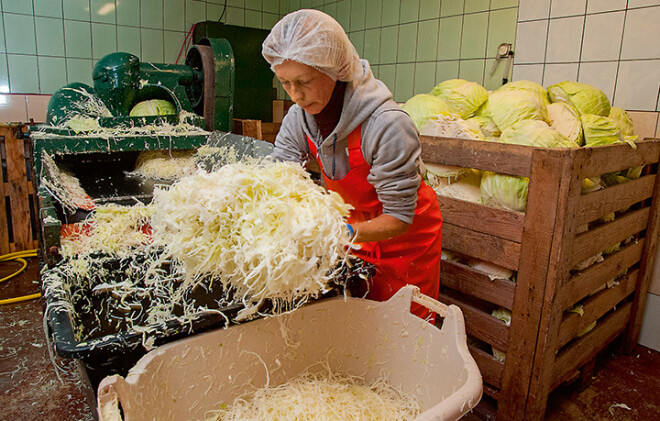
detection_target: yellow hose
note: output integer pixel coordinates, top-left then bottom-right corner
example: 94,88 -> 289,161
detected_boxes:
0,249 -> 41,305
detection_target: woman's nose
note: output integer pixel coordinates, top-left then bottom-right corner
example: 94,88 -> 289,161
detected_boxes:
289,85 -> 303,103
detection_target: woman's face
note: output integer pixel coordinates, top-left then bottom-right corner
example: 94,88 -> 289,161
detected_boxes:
274,60 -> 336,115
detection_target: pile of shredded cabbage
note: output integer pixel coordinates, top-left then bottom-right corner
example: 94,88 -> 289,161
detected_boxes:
205,371 -> 420,421
150,160 -> 353,313
59,203 -> 154,258
40,154 -> 95,213
130,149 -> 197,180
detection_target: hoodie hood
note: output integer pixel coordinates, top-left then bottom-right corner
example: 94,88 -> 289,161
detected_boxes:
295,60 -> 393,147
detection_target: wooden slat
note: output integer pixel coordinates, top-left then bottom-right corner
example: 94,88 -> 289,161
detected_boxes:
551,301 -> 631,389
437,195 -> 524,242
570,207 -> 649,268
576,139 -> 660,178
514,149 -> 581,421
576,175 -> 655,226
420,135 -> 535,177
558,269 -> 637,348
468,344 -> 504,389
440,260 -> 515,309
626,155 -> 660,350
560,240 -> 643,309
439,292 -> 509,351
442,223 -> 521,271
2,126 -> 32,251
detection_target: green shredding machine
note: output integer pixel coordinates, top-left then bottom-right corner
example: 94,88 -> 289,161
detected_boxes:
30,22 -> 275,265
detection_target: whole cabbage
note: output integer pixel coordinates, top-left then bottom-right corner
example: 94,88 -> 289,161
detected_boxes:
609,107 -> 638,145
581,114 -> 624,147
481,172 -> 529,212
467,115 -> 501,137
499,80 -> 550,106
547,81 -> 611,117
500,120 -> 578,148
547,102 -> 583,145
130,99 -> 177,117
401,94 -> 453,130
430,79 -> 488,119
487,89 -> 548,131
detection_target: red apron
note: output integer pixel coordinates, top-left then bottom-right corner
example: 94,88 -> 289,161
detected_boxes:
307,126 -> 443,320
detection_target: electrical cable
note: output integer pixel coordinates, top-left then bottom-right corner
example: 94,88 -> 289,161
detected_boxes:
217,0 -> 228,22
0,249 -> 41,305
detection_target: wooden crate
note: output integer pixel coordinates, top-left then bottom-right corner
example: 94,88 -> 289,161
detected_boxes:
232,119 -> 281,143
0,124 -> 39,254
421,136 -> 660,420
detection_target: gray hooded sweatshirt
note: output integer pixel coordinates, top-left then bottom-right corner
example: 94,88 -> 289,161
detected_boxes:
272,60 -> 424,224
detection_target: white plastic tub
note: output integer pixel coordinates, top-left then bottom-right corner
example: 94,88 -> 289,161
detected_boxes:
97,286 -> 482,420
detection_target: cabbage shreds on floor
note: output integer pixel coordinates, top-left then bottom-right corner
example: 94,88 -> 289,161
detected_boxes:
150,160 -> 353,312
204,371 -> 421,421
60,203 -> 154,258
41,154 -> 95,213
130,149 -> 197,180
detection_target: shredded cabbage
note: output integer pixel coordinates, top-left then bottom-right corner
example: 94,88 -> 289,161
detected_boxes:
421,113 -> 484,140
131,149 -> 197,180
150,161 -> 353,309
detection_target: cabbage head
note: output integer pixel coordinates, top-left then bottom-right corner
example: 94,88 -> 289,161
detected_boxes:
547,102 -> 583,145
487,88 -> 548,131
500,120 -> 578,148
547,81 -> 611,117
581,114 -> 624,147
129,99 -> 177,117
421,113 -> 484,140
467,115 -> 501,137
609,107 -> 638,146
481,171 -> 529,212
499,80 -> 550,106
401,94 -> 453,130
430,79 -> 488,119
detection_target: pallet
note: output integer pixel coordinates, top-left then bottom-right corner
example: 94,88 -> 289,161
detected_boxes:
421,136 -> 660,420
0,124 -> 39,254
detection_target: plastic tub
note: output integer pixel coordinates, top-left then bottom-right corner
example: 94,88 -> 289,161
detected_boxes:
97,286 -> 482,420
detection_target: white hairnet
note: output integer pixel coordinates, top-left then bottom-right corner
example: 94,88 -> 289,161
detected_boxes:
262,9 -> 362,82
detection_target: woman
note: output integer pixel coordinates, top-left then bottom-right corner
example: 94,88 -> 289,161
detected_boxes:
262,9 -> 443,320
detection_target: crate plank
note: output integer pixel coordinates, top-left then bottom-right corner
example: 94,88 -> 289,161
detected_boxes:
558,269 -> 637,348
577,140 -> 660,178
260,122 -> 281,143
439,292 -> 509,351
560,240 -> 643,309
576,175 -> 655,226
551,301 -> 631,389
232,119 -> 262,140
570,207 -> 649,268
498,149 -> 571,421
442,223 -> 521,271
440,260 -> 515,309
420,136 -> 534,177
469,344 -> 504,390
1,126 -> 33,251
437,196 -> 524,242
625,164 -> 660,351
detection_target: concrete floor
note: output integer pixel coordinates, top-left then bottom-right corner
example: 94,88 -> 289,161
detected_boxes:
1,256 -> 658,420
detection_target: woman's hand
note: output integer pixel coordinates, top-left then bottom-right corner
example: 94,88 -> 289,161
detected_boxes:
350,214 -> 410,243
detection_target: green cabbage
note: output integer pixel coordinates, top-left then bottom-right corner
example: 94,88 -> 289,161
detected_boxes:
581,114 -> 624,147
467,115 -> 501,137
547,81 -> 611,117
487,89 -> 548,131
499,80 -> 550,106
430,79 -> 488,119
421,113 -> 484,140
500,120 -> 578,148
547,102 -> 583,145
129,99 -> 177,117
609,107 -> 638,147
401,94 -> 453,130
481,171 -> 529,212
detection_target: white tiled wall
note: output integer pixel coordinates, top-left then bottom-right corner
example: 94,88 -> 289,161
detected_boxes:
513,0 -> 660,114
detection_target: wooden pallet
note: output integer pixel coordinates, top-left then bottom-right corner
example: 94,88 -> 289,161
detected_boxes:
0,124 -> 39,254
421,136 -> 660,420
